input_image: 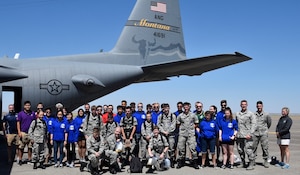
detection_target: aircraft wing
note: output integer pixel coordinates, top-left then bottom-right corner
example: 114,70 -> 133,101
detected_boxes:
0,65 -> 28,83
137,52 -> 251,82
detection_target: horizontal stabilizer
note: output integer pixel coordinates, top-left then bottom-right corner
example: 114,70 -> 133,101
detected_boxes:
137,52 -> 251,82
0,66 -> 28,83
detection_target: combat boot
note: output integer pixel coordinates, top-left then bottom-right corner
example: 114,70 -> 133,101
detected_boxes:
109,166 -> 117,174
170,159 -> 175,168
246,160 -> 255,170
33,163 -> 37,169
90,167 -> 99,175
80,161 -> 87,172
193,159 -> 199,169
176,159 -> 184,169
146,167 -> 155,173
39,162 -> 46,169
115,162 -> 121,172
237,158 -> 246,168
263,159 -> 270,168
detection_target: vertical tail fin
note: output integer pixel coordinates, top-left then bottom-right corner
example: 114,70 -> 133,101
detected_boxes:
111,0 -> 186,65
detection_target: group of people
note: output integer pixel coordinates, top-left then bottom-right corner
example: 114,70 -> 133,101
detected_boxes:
1,99 -> 293,175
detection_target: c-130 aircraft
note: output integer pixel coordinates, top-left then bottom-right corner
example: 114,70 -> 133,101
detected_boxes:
0,0 -> 251,112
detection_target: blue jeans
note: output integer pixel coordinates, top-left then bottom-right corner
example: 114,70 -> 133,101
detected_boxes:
53,140 -> 64,164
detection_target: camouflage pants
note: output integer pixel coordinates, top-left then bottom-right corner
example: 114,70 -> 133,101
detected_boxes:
88,150 -> 118,168
252,134 -> 269,160
236,138 -> 255,161
166,135 -> 176,159
32,142 -> 45,163
177,135 -> 197,160
140,137 -> 149,159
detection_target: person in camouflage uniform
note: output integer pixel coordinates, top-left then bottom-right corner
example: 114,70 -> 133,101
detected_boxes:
28,110 -> 47,169
120,106 -> 138,164
101,113 -> 118,140
253,101 -> 272,168
83,105 -> 102,140
194,101 -> 205,123
87,126 -> 119,175
146,126 -> 169,173
106,127 -> 123,170
140,112 -> 155,163
236,100 -> 257,170
157,103 -> 177,168
176,102 -> 199,169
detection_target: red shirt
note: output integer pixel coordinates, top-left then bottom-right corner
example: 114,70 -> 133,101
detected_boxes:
102,112 -> 116,124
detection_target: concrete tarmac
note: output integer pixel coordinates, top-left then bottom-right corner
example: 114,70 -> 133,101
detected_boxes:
1,115 -> 299,175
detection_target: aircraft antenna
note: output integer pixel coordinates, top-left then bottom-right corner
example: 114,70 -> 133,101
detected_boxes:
14,53 -> 20,59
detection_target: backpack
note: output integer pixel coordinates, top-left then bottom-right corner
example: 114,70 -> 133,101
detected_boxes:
153,133 -> 165,147
32,118 -> 47,132
143,121 -> 154,132
159,113 -> 175,122
122,116 -> 134,125
32,119 -> 47,133
129,156 -> 143,173
105,121 -> 118,136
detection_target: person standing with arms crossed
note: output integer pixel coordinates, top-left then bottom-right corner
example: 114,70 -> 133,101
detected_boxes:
276,107 -> 293,169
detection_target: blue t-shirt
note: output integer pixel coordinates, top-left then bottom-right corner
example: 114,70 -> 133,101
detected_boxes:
43,115 -> 54,134
51,118 -> 66,141
133,111 -> 146,134
174,110 -> 183,117
151,110 -> 162,125
216,110 -> 225,128
73,115 -> 86,137
219,118 -> 238,142
114,112 -> 125,124
200,118 -> 219,139
66,119 -> 78,143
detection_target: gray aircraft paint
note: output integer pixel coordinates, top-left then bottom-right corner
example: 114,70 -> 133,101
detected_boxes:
0,0 -> 251,112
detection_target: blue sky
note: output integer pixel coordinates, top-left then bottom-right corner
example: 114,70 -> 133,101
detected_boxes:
0,0 -> 299,113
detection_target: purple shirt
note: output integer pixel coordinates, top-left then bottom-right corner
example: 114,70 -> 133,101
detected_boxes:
17,110 -> 36,133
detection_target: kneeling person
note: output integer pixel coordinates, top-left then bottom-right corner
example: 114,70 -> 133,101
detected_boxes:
87,127 -> 119,175
147,126 -> 169,173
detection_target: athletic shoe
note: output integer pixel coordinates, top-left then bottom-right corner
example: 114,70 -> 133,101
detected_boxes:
221,165 -> 226,169
234,155 -> 241,164
59,163 -> 63,168
282,164 -> 290,169
54,163 -> 59,168
69,162 -> 74,168
275,162 -> 285,167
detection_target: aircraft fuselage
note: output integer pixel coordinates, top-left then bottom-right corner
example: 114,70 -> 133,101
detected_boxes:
1,53 -> 144,111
